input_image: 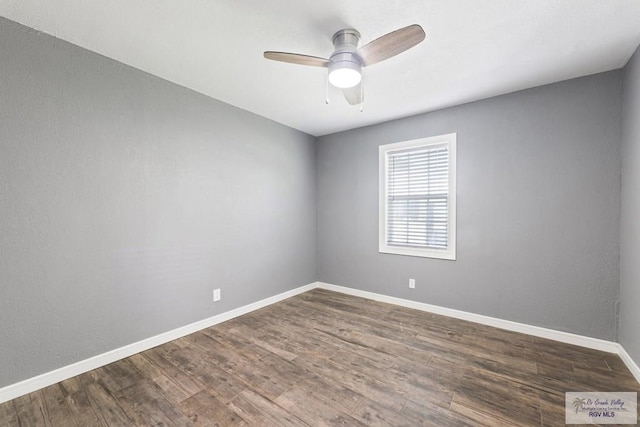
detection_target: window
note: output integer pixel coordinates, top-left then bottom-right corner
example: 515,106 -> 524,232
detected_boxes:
379,133 -> 456,260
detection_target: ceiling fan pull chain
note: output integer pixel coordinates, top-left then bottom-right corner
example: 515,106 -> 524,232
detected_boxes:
360,76 -> 364,112
325,74 -> 330,104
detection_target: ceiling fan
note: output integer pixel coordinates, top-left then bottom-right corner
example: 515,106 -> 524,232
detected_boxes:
264,24 -> 426,106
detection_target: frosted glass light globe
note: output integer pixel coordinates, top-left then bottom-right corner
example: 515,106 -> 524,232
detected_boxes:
328,60 -> 362,88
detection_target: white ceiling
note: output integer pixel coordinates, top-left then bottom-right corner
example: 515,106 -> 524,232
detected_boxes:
2,1 -> 640,136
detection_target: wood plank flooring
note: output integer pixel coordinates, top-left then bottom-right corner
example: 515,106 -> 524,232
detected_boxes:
1,289 -> 638,426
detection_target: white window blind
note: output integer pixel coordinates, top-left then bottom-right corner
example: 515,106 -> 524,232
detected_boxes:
379,134 -> 456,260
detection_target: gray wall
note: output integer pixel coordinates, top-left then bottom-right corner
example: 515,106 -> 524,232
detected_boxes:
317,72 -> 622,340
620,46 -> 640,363
0,18 -> 316,388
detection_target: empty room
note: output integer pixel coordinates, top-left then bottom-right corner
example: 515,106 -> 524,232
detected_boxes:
2,1 -> 640,425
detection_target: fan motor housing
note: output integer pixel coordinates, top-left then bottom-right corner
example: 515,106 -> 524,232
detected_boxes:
332,29 -> 361,52
328,29 -> 363,88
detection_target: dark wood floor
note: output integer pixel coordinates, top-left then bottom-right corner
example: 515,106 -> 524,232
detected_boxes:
1,289 -> 638,426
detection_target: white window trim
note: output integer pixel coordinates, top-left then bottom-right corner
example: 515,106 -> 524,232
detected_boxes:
379,133 -> 457,260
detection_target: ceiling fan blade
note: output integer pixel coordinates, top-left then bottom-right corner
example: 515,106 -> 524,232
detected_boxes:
342,83 -> 363,105
263,51 -> 329,67
357,24 -> 426,67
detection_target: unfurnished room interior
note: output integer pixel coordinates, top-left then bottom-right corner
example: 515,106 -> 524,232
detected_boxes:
2,1 -> 640,426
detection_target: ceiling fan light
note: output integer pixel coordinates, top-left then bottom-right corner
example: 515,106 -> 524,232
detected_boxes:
328,60 -> 361,88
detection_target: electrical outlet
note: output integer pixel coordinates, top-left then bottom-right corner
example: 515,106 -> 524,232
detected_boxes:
213,288 -> 221,302
409,278 -> 416,289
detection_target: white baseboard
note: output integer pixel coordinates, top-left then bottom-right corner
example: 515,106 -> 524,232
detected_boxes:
0,282 -> 317,404
3,280 -> 639,404
316,282 -> 621,354
617,344 -> 640,384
